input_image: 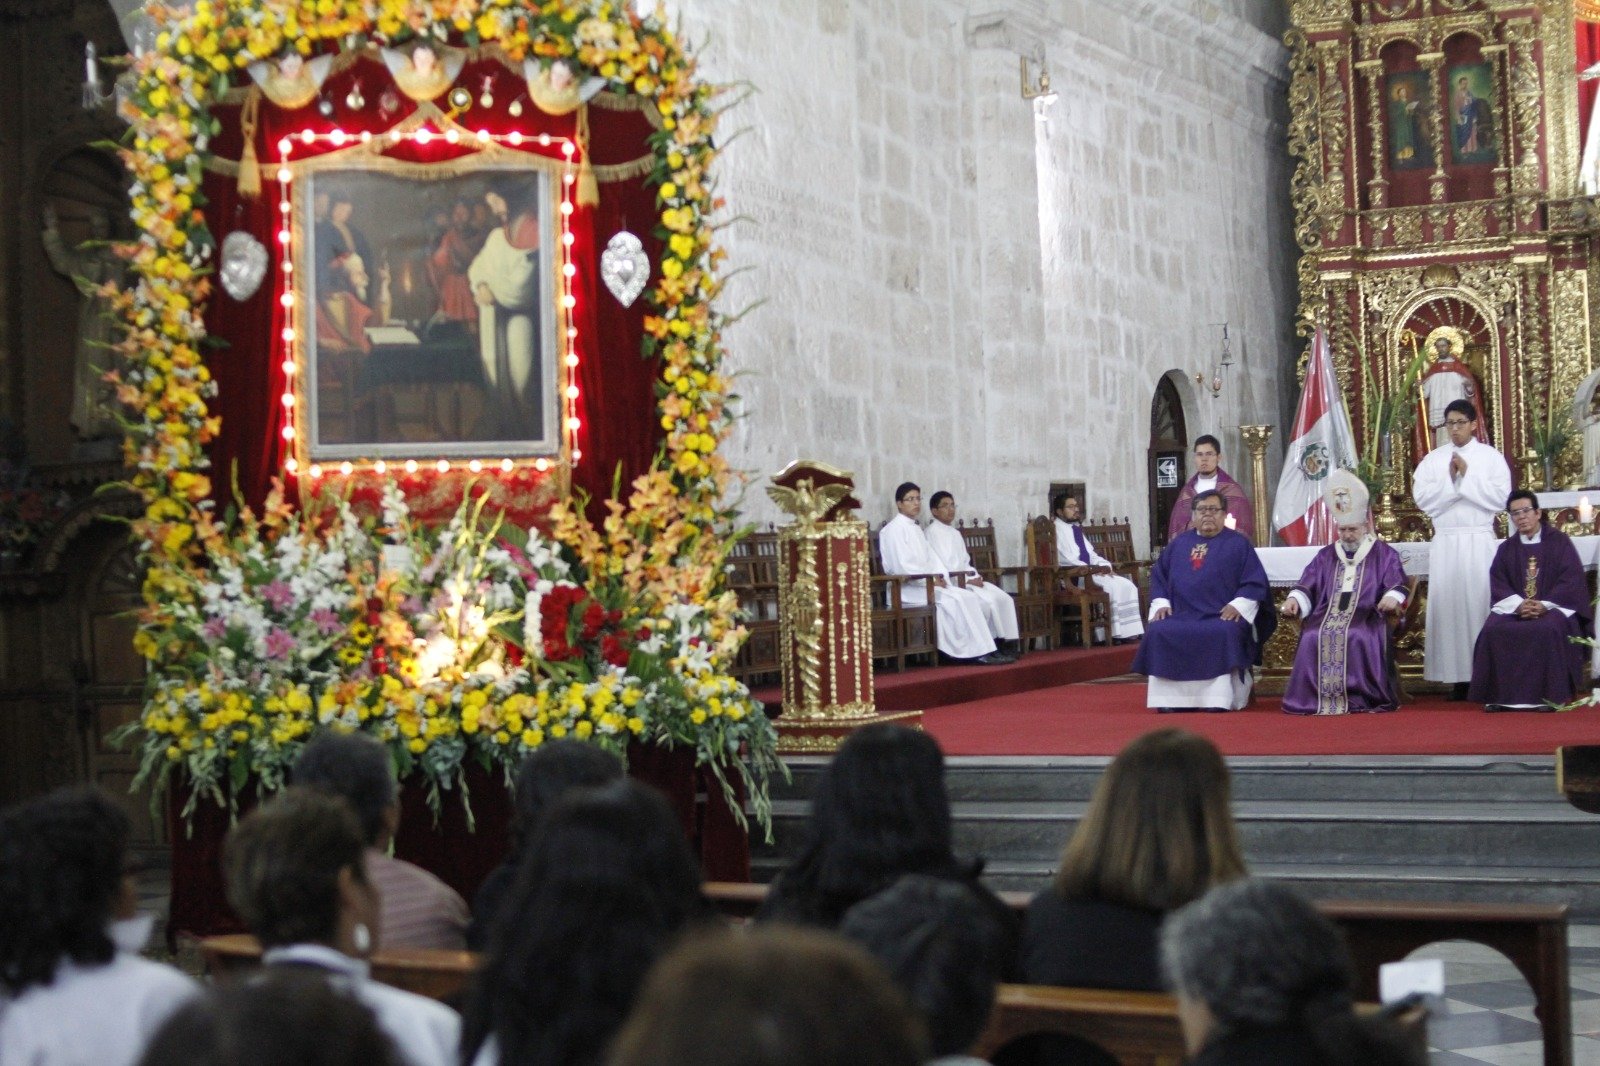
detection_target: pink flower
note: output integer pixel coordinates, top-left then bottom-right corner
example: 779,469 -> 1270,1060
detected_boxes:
309,608 -> 341,636
264,627 -> 295,660
201,616 -> 227,641
261,580 -> 294,612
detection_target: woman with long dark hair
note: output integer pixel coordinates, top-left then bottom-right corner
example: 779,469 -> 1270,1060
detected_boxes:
459,778 -> 715,1066
0,787 -> 196,1066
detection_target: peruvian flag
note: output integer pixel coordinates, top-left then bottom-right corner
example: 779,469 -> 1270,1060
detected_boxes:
1272,328 -> 1359,546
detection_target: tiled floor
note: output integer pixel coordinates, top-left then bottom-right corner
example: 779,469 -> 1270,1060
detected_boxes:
1422,926 -> 1600,1064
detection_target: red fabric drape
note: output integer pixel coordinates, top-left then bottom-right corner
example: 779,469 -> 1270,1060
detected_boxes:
1579,21 -> 1600,157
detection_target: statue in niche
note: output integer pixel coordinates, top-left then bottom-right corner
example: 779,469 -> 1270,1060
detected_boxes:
41,203 -> 124,442
1412,326 -> 1489,455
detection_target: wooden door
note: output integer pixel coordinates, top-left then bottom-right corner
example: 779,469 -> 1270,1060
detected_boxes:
1148,377 -> 1188,551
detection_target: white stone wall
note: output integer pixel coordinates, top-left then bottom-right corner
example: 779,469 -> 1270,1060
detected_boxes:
669,0 -> 1295,558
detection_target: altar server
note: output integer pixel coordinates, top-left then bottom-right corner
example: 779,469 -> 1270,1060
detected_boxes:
924,491 -> 1021,653
1412,399 -> 1511,695
1469,490 -> 1592,710
1132,490 -> 1276,711
1280,471 -> 1409,715
880,483 -> 1011,665
1167,435 -> 1254,542
1053,493 -> 1143,642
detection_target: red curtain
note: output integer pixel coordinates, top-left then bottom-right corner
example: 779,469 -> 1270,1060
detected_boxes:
1580,21 -> 1600,157
202,56 -> 665,520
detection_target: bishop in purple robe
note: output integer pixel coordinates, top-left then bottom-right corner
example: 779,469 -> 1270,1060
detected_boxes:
1281,516 -> 1409,716
1468,490 -> 1593,710
1133,489 -> 1276,711
1166,435 -> 1254,542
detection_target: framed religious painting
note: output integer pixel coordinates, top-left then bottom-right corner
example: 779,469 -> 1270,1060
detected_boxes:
1446,62 -> 1497,166
294,157 -> 562,462
1385,70 -> 1434,171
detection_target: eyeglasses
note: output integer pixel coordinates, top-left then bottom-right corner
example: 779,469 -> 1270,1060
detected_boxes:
1508,506 -> 1537,517
1194,506 -> 1225,515
1444,418 -> 1473,428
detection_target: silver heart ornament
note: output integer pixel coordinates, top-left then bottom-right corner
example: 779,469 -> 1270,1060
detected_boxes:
219,230 -> 269,302
600,231 -> 649,308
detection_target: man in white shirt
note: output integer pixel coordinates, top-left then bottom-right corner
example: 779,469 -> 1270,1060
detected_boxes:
1053,493 -> 1143,642
879,483 -> 1012,665
1412,398 -> 1512,698
924,491 -> 1021,655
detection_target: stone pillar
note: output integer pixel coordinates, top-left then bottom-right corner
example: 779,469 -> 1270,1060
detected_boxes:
1239,424 -> 1274,546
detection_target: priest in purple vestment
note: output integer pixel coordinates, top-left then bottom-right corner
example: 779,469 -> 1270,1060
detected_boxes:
1166,435 -> 1254,543
1133,489 -> 1276,711
1280,472 -> 1409,715
1468,489 -> 1592,711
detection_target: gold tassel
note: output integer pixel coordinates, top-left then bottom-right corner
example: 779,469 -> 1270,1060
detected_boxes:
576,104 -> 600,207
237,89 -> 262,200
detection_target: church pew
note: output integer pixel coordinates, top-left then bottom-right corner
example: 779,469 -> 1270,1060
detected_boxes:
199,933 -> 478,1005
702,882 -> 1568,1064
972,984 -> 1186,1065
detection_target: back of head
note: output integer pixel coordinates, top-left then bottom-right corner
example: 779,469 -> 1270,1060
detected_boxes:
1162,879 -> 1424,1066
224,789 -> 366,950
839,875 -> 1005,1057
462,779 -> 709,1066
0,786 -> 129,994
509,739 -> 624,852
610,926 -> 927,1066
781,725 -> 956,925
291,731 -> 398,847
137,970 -> 401,1066
1056,729 -> 1246,911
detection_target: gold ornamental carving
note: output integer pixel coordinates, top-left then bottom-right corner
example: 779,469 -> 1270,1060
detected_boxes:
1552,268 -> 1594,485
1239,426 -> 1274,546
1287,28 -> 1327,332
1317,39 -> 1352,207
1454,204 -> 1487,241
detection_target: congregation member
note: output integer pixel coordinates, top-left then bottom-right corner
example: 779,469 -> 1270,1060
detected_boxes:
609,927 -> 927,1066
1021,729 -> 1246,992
1166,435 -> 1253,541
926,490 -> 1023,656
880,482 -> 1012,665
1469,489 -> 1592,711
1412,398 -> 1511,698
1053,492 -> 1143,642
1162,879 -> 1426,1066
223,790 -> 461,1066
757,724 -> 1019,969
460,779 -> 716,1066
1132,489 -> 1276,711
466,739 -> 623,949
1280,472 -> 1409,715
840,875 -> 1008,1066
292,731 -> 469,951
137,970 -> 402,1066
0,787 -> 197,1066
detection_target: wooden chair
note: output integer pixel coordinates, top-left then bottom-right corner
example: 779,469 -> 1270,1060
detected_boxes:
726,530 -> 782,686
866,528 -> 939,671
199,934 -> 479,1005
957,519 -> 1055,651
1024,515 -> 1110,648
1079,517 -> 1154,613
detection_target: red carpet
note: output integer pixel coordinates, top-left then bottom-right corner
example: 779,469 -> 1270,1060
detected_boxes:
923,681 -> 1600,756
752,645 -> 1138,715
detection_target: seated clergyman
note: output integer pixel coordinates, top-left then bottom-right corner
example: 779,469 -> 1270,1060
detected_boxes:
1130,489 -> 1276,711
924,491 -> 1022,656
1279,471 -> 1408,716
1468,489 -> 1593,711
1052,493 -> 1143,643
879,482 -> 1013,665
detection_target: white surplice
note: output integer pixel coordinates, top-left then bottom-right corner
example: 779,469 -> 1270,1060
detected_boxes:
879,514 -> 997,659
1412,437 -> 1512,683
1054,517 -> 1144,640
924,520 -> 1020,641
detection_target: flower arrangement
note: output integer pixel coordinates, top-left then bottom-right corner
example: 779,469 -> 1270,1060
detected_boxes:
111,0 -> 778,832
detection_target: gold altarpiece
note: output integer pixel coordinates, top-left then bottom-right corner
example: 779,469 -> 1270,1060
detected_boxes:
1288,0 -> 1598,544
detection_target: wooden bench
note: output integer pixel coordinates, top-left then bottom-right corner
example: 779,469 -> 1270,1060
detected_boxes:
726,530 -> 782,686
199,933 -> 478,1005
957,519 -> 1056,652
704,882 -> 1568,1065
974,984 -> 1185,1065
867,526 -> 939,671
1080,516 -> 1153,610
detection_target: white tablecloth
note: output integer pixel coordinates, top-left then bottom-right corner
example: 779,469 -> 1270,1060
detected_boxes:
1257,536 -> 1600,585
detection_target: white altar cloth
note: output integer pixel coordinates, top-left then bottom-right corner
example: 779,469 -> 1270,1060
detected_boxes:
1256,536 -> 1600,586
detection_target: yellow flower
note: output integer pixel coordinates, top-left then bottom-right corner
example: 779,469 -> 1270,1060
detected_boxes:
408,737 -> 426,754
690,709 -> 707,725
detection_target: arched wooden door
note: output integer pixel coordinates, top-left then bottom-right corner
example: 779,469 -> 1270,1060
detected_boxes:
1148,376 -> 1188,551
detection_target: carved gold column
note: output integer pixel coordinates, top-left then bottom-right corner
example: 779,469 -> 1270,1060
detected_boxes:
768,461 -> 920,753
1418,51 -> 1448,204
1239,425 -> 1274,546
1355,59 -> 1387,213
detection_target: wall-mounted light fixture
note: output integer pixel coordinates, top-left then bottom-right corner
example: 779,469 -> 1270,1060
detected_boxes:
1021,56 -> 1057,105
1196,323 -> 1236,398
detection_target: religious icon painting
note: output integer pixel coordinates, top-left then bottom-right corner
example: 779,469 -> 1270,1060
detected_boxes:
1386,70 -> 1434,171
1447,62 -> 1497,166
296,160 -> 562,462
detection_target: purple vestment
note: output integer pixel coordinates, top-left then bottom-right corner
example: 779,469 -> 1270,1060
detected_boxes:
1282,539 -> 1409,715
1468,525 -> 1593,706
1132,528 -> 1276,681
1167,468 -> 1254,542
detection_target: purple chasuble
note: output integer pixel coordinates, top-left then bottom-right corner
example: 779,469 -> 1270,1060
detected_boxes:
1166,469 -> 1254,542
1468,525 -> 1593,706
1282,540 -> 1409,715
1132,528 -> 1276,681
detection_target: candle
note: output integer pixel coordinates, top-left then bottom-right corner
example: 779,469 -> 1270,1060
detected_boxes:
1224,513 -> 1237,530
84,42 -> 98,88
1580,496 -> 1594,525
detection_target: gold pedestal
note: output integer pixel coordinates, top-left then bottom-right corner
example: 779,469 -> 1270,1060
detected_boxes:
1240,425 -> 1274,546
